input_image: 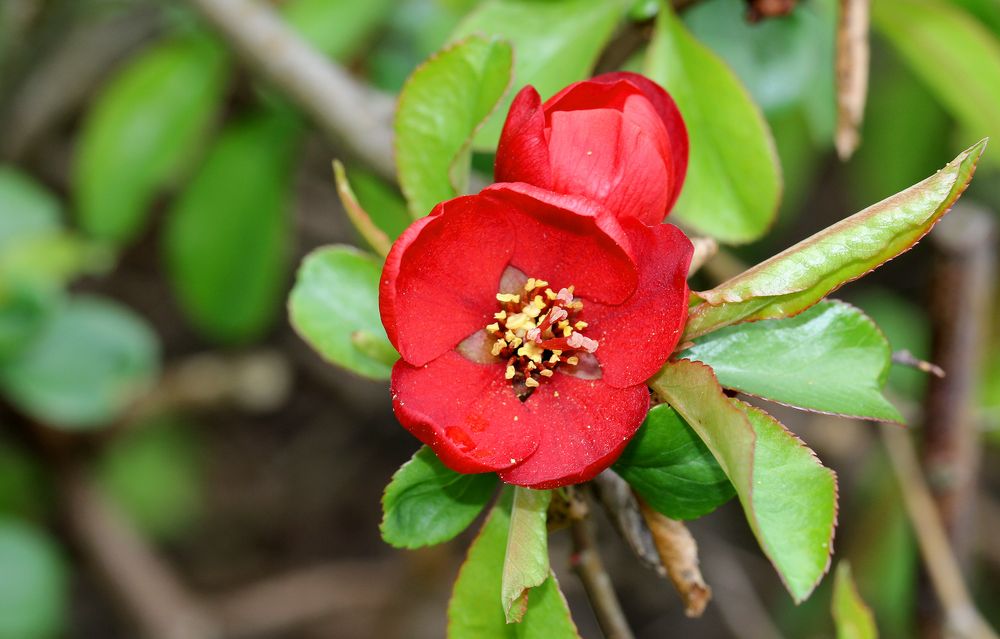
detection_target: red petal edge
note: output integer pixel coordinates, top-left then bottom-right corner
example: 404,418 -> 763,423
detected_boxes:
391,351 -> 538,473
379,196 -> 514,366
498,373 -> 651,488
584,220 -> 693,388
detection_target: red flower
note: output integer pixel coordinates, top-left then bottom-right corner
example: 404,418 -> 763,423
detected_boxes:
380,183 -> 692,488
495,72 -> 689,226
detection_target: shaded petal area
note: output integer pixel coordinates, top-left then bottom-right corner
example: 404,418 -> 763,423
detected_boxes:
391,351 -> 539,474
483,183 -> 638,305
380,196 -> 514,366
498,373 -> 650,488
584,221 -> 693,388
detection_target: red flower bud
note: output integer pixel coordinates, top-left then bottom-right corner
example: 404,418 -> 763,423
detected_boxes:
496,72 -> 689,226
380,183 -> 692,488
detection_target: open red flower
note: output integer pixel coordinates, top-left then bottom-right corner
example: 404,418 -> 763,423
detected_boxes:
380,183 -> 692,488
495,72 -> 689,226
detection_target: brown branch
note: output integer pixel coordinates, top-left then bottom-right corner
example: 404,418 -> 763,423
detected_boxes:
213,560 -> 400,638
834,0 -> 870,159
0,8 -> 162,160
59,469 -> 220,639
591,471 -> 665,575
879,424 -> 998,639
569,516 -> 636,639
892,349 -> 946,378
636,496 -> 711,617
183,0 -> 396,181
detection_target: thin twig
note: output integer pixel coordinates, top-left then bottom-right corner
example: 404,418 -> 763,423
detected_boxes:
892,349 -> 946,378
591,471 -> 665,575
879,424 -> 998,639
569,517 -> 636,639
183,0 -> 396,181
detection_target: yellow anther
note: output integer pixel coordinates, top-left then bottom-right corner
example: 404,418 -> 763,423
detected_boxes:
510,336 -> 523,348
531,295 -> 545,310
524,278 -> 536,291
566,356 -> 580,366
496,293 -> 520,304
557,320 -> 569,330
526,361 -> 537,370
517,341 -> 544,363
540,369 -> 554,377
525,377 -> 540,388
507,312 -> 537,331
534,280 -> 548,288
505,365 -> 515,380
505,329 -> 516,342
491,340 -> 506,356
524,305 -> 541,319
545,288 -> 557,300
494,310 -> 507,320
486,323 -> 500,333
574,321 -> 588,330
563,325 -> 573,337
548,353 -> 560,364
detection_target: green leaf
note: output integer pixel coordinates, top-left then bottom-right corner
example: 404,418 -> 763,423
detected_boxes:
0,168 -> 59,249
0,295 -> 159,429
0,519 -> 67,639
396,35 -> 513,218
347,168 -> 412,241
683,0 -> 835,114
164,111 -> 299,344
613,404 -> 734,520
97,416 -> 202,540
686,140 -> 986,340
381,446 -> 497,549
832,562 -> 878,639
502,487 -> 551,623
282,0 -> 394,60
74,36 -> 228,243
448,489 -> 580,638
333,160 -> 391,257
646,3 -> 782,244
682,300 -> 902,422
288,245 -> 396,379
450,0 -> 626,151
873,0 -> 1000,165
652,360 -> 837,602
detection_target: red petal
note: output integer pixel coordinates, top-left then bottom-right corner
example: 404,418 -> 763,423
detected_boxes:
545,107 -> 671,225
391,352 -> 539,473
482,183 -> 638,305
379,196 -> 514,366
495,85 -> 552,188
546,73 -> 689,214
498,374 -> 650,488
584,221 -> 693,388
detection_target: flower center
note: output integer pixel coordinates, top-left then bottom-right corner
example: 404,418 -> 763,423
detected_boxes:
485,277 -> 598,397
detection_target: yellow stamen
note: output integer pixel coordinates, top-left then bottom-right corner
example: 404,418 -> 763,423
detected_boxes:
496,293 -> 520,304
566,356 -> 580,366
491,340 -> 506,356
524,278 -> 536,291
486,323 -> 500,333
563,325 -> 573,337
545,288 -> 557,300
505,365 -> 515,380
574,321 -> 588,330
540,369 -> 554,377
548,353 -> 560,364
525,377 -> 540,388
494,310 -> 507,320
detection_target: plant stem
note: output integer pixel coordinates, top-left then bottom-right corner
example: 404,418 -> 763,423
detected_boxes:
569,517 -> 636,639
182,0 -> 397,181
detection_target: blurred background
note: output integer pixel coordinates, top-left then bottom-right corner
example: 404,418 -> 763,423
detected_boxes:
1,0 -> 999,637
